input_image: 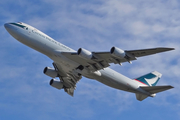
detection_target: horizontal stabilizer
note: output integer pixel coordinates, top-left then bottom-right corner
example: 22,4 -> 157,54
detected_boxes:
136,85 -> 173,101
140,85 -> 174,94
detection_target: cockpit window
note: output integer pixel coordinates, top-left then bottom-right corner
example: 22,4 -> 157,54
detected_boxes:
17,22 -> 22,24
10,23 -> 26,29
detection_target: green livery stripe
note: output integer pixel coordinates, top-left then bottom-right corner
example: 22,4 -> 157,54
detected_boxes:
10,23 -> 26,29
136,73 -> 160,86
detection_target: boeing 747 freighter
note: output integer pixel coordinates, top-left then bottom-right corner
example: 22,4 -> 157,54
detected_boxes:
4,22 -> 174,101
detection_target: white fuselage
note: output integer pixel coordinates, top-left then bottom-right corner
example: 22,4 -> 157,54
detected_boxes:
4,22 -> 150,96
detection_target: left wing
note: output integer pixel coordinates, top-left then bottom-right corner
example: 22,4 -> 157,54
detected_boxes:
61,47 -> 174,72
53,62 -> 82,96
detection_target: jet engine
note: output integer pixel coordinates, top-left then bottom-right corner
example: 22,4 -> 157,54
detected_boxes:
110,47 -> 126,58
77,48 -> 93,59
43,67 -> 58,78
50,79 -> 64,89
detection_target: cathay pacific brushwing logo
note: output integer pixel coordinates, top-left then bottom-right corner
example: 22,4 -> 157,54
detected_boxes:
144,76 -> 159,86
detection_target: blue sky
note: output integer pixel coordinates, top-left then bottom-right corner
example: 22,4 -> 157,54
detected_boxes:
1,0 -> 180,120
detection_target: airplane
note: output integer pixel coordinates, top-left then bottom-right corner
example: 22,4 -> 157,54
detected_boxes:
4,22 -> 174,101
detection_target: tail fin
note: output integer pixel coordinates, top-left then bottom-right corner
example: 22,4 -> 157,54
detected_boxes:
134,71 -> 174,101
135,71 -> 162,86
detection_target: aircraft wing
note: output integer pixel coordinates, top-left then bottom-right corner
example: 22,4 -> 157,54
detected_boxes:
125,47 -> 174,57
53,62 -> 82,96
61,47 -> 174,72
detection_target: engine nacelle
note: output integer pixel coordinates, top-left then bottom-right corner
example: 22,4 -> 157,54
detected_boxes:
77,48 -> 93,59
50,79 -> 64,89
110,47 -> 126,58
43,67 -> 58,78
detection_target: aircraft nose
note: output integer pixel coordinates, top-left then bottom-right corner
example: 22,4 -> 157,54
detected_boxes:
4,23 -> 14,32
4,23 -> 19,39
4,23 -> 10,29
4,23 -> 18,33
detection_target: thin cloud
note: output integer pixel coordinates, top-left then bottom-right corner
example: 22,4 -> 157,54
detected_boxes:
1,0 -> 180,119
